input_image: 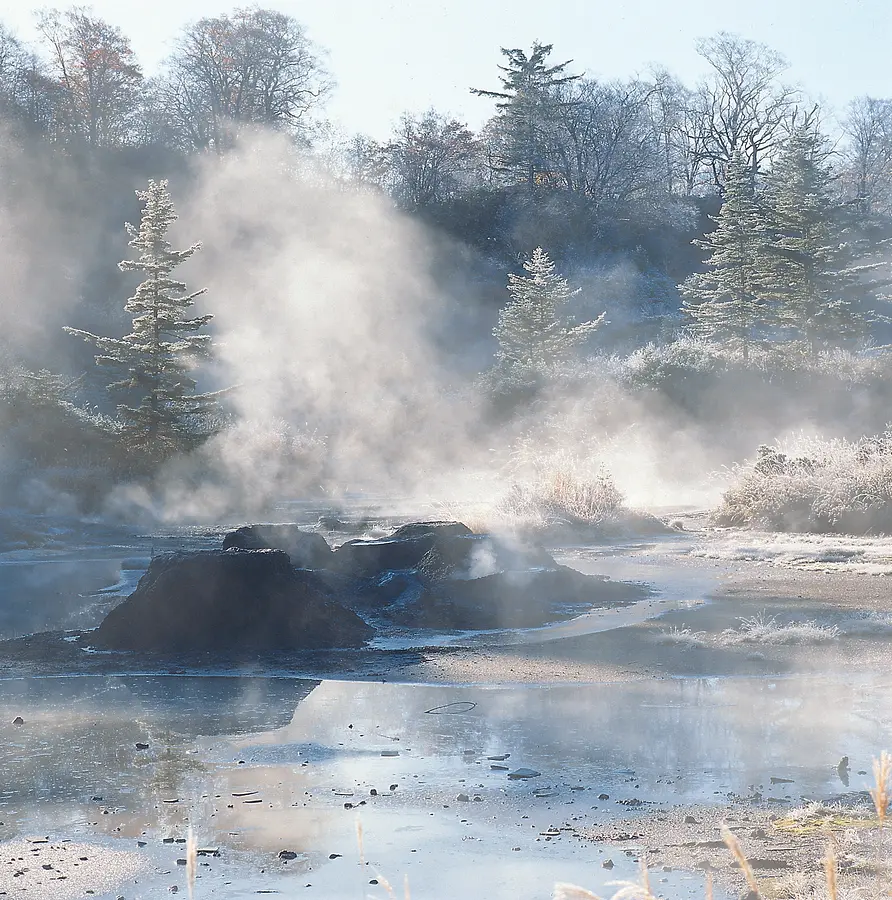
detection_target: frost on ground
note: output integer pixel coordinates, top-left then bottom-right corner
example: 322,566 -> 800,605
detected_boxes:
653,613 -> 839,649
692,530 -> 892,575
0,839 -> 148,899
715,434 -> 892,534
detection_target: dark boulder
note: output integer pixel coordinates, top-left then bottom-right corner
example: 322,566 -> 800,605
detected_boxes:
222,525 -> 332,569
416,534 -> 555,580
331,521 -> 553,579
93,550 -> 373,653
354,565 -> 647,631
388,521 -> 473,541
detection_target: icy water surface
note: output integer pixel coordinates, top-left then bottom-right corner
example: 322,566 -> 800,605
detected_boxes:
0,673 -> 887,898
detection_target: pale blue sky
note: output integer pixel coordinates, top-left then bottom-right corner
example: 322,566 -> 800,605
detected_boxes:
4,0 -> 891,138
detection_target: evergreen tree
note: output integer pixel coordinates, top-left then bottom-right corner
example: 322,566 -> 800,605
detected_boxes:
66,179 -> 218,463
472,43 -> 580,192
493,247 -> 602,379
680,152 -> 773,360
763,124 -> 884,354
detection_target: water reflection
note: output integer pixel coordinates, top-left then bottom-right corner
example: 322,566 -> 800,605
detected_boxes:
1,673 -> 885,899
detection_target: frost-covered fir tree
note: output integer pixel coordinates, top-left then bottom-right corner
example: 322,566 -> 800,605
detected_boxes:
680,152 -> 773,361
493,247 -> 602,381
66,179 -> 218,462
763,124 -> 885,354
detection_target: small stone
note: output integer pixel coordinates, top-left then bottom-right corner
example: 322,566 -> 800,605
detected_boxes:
507,769 -> 541,780
278,850 -> 298,861
684,815 -> 697,824
598,793 -> 609,800
176,859 -> 187,866
603,859 -> 614,869
389,784 -> 398,791
457,794 -> 470,802
12,717 -> 24,726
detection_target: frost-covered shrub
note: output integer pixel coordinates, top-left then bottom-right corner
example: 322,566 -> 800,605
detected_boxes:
498,467 -> 626,528
718,612 -> 839,645
716,434 -> 892,533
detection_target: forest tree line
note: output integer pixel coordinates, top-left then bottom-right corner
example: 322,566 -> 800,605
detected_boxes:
2,8 -> 892,265
3,5 -> 892,505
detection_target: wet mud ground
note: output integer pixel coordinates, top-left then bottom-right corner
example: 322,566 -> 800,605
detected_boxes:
1,519 -> 892,898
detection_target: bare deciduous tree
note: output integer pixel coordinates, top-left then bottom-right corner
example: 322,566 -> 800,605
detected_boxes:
545,78 -> 662,206
383,111 -> 480,209
36,6 -> 143,147
690,32 -> 799,189
843,96 -> 892,216
160,7 -> 331,152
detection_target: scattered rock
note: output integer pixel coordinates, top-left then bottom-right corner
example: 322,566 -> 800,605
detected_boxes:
135,742 -> 149,750
507,768 -> 541,779
457,794 -> 470,802
278,851 -> 298,861
12,716 -> 23,726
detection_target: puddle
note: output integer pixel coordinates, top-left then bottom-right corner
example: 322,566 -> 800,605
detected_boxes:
0,673 -> 886,898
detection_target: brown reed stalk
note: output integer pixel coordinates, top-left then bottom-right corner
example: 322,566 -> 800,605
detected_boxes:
871,751 -> 891,824
823,842 -> 838,900
355,816 -> 365,868
721,824 -> 760,898
186,825 -> 197,900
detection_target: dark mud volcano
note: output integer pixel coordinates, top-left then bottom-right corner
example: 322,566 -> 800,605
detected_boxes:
93,549 -> 373,652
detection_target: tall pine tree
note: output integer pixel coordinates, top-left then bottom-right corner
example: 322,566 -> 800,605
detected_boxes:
493,247 -> 602,380
680,151 -> 773,360
763,124 -> 883,354
66,179 -> 218,463
471,43 -> 580,193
